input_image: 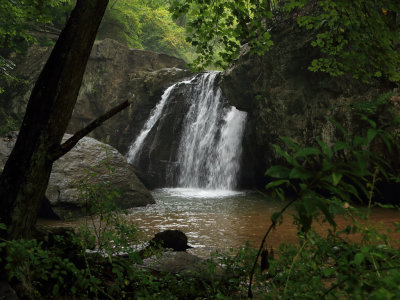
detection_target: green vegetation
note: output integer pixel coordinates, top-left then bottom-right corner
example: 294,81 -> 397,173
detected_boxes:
171,0 -> 400,81
0,0 -> 194,94
98,0 -> 192,59
247,116 -> 400,298
0,0 -> 192,60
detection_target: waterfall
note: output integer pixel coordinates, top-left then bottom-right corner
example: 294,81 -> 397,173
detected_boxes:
176,72 -> 247,189
126,77 -> 194,164
126,71 -> 247,190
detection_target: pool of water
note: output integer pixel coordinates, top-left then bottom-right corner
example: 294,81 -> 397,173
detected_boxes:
125,188 -> 400,257
125,188 -> 286,257
40,188 -> 400,258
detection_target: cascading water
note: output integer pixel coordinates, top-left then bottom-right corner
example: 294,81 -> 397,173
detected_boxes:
176,72 -> 247,189
126,71 -> 247,192
126,77 -> 194,164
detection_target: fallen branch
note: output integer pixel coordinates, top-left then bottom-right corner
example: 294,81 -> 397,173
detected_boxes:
49,100 -> 131,161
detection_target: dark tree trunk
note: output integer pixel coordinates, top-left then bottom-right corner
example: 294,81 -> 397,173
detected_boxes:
0,0 -> 109,239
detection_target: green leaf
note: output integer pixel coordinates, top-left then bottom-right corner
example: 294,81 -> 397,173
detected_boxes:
265,165 -> 290,178
367,128 -> 378,144
316,138 -> 333,159
265,179 -> 289,190
334,141 -> 350,152
316,200 -> 336,228
353,253 -> 364,266
273,144 -> 300,167
376,203 -> 397,209
323,268 -> 335,277
289,167 -> 312,180
379,133 -> 393,152
280,136 -> 300,151
331,172 -> 342,186
294,147 -> 321,158
353,136 -> 366,148
361,116 -> 377,128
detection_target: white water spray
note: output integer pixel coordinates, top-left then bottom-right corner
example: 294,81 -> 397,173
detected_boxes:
126,72 -> 247,191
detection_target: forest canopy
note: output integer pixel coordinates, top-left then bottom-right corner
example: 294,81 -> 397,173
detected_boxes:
0,0 -> 192,93
170,0 -> 400,82
2,0 -> 400,84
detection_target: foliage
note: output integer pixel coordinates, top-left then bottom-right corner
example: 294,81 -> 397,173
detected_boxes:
352,92 -> 395,119
0,0 -> 73,93
265,118 -> 398,216
0,152 -> 145,299
75,150 -> 141,259
170,0 -> 400,81
258,229 -> 400,299
245,117 -> 400,297
0,109 -> 19,136
0,0 -> 71,53
295,0 -> 400,83
97,0 -> 143,49
170,0 -> 276,70
139,5 -> 190,58
97,0 -> 192,59
0,57 -> 17,94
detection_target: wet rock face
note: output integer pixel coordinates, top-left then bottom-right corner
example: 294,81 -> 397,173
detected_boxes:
0,38 -> 192,155
131,75 -> 204,188
219,17 -> 398,188
0,133 -> 155,219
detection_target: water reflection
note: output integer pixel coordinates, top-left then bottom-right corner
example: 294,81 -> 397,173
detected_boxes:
39,189 -> 400,258
126,189 -> 400,257
126,189 -> 274,256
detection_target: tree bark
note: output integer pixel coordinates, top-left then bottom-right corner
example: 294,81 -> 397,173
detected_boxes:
0,0 -> 109,239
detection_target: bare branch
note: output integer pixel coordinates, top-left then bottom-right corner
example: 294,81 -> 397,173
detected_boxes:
49,100 -> 131,161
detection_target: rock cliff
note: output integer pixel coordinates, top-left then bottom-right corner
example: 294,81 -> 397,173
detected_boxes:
220,16 -> 399,188
0,38 -> 192,154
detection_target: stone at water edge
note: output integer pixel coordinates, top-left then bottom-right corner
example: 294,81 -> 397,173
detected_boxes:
149,229 -> 193,251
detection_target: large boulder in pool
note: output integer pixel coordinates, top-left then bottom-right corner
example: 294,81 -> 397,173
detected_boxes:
0,132 -> 155,219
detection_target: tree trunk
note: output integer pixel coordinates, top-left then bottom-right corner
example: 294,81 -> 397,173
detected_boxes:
0,0 -> 109,239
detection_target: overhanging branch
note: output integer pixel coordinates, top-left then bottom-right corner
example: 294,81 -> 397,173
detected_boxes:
49,100 -> 131,161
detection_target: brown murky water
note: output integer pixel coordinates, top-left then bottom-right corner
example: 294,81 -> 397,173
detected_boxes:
40,188 -> 400,258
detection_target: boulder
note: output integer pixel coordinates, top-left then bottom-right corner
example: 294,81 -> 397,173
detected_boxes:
0,132 -> 155,219
149,229 -> 193,251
